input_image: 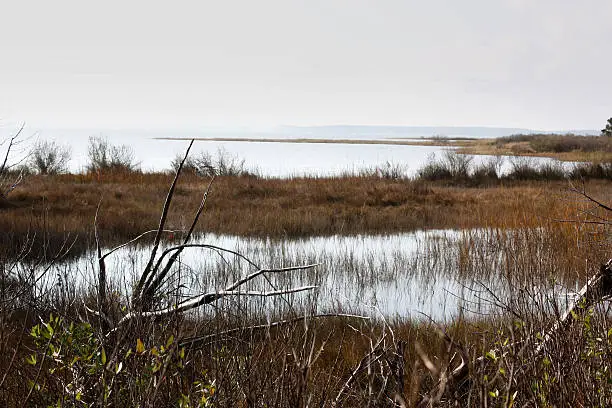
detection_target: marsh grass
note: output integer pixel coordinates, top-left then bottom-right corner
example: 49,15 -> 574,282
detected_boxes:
3,163 -> 609,259
0,151 -> 611,405
2,205 -> 610,406
496,133 -> 612,154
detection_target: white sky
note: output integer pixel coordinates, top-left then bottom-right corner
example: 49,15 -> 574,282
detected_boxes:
1,0 -> 611,131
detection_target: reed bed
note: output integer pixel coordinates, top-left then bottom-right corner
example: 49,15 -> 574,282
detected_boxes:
1,208 -> 610,406
1,148 -> 611,406
2,167 -> 609,258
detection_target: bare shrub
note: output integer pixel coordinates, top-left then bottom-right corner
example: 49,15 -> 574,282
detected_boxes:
169,147 -> 252,177
570,160 -> 612,180
87,136 -> 137,174
0,124 -> 29,199
417,151 -> 473,182
28,139 -> 71,175
358,161 -> 407,179
506,157 -> 567,180
506,157 -> 542,180
417,153 -> 453,181
471,156 -> 502,183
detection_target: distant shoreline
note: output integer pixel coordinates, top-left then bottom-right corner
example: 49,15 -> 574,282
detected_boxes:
156,135 -> 611,162
154,136 -> 450,146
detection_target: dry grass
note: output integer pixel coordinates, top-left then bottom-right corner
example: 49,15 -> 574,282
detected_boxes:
1,172 -> 607,255
456,134 -> 612,162
1,167 -> 610,406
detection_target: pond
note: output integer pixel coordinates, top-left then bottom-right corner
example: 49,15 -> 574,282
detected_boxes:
35,228 -> 577,322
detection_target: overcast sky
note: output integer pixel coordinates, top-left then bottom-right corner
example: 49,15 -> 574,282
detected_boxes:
1,0 -> 611,131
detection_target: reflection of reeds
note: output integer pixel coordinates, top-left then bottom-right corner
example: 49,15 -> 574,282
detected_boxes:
2,217 -> 611,405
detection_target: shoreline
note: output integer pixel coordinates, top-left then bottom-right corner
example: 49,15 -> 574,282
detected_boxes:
156,136 -> 611,162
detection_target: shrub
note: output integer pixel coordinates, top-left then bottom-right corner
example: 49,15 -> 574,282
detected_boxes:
505,157 -> 567,181
358,161 -> 407,179
416,157 -> 453,181
169,148 -> 252,177
537,161 -> 567,180
417,151 -> 472,182
496,133 -> 611,153
601,117 -> 612,137
570,161 -> 612,180
28,139 -> 71,175
87,136 -> 137,174
471,157 -> 502,184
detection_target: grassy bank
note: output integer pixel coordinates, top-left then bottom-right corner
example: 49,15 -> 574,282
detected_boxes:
455,133 -> 612,162
1,171 -> 609,254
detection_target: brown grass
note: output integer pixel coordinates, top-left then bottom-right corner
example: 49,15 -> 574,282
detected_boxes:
456,134 -> 612,162
1,172 -> 607,255
1,170 -> 610,406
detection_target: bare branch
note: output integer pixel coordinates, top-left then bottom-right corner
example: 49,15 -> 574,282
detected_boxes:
0,122 -> 25,174
116,285 -> 318,326
100,229 -> 177,261
569,187 -> 612,213
134,139 -> 194,302
143,175 -> 215,297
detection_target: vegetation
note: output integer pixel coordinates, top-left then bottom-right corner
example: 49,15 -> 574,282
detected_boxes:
495,133 -> 612,154
0,138 -> 611,406
0,124 -> 28,201
169,147 -> 254,177
602,117 -> 612,137
86,136 -> 137,174
28,139 -> 72,175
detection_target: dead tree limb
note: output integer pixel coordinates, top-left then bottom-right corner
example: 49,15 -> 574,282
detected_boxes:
535,259 -> 612,355
133,139 -> 194,304
417,260 -> 612,407
0,122 -> 28,199
94,140 -> 341,345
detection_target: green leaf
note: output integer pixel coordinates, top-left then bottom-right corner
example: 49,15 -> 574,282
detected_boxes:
136,338 -> 145,354
101,347 -> 107,365
166,335 -> 174,348
26,354 -> 37,365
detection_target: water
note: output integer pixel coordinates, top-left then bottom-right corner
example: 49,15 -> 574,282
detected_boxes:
1,127 -> 576,177
33,229 -> 574,322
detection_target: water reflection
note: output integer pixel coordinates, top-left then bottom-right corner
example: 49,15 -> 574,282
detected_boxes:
34,229 -> 575,321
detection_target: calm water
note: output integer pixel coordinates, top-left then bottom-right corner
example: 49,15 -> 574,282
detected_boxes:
1,127 -> 574,177
36,229 -> 574,321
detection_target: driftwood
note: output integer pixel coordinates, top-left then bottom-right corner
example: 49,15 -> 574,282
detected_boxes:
417,260 -> 612,407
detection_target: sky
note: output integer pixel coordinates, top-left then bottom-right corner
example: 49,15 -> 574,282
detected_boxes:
1,0 -> 611,131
